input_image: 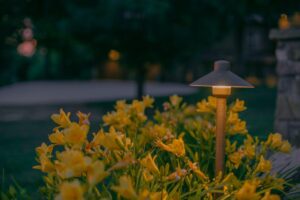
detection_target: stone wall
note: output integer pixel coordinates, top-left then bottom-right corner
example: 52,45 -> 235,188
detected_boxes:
270,29 -> 300,146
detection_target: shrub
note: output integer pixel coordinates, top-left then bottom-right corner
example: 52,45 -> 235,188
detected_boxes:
33,96 -> 293,199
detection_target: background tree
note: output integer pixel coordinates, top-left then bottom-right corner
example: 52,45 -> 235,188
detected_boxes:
1,0 -> 300,97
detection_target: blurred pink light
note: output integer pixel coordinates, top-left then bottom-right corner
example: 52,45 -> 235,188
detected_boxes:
17,40 -> 37,57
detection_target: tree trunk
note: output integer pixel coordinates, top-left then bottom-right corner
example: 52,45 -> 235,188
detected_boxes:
235,18 -> 245,74
136,65 -> 146,100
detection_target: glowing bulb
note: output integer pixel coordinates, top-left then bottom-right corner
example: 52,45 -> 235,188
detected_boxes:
108,49 -> 120,61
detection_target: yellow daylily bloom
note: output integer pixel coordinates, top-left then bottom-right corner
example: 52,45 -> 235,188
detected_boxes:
131,100 -> 146,114
103,108 -> 132,130
139,189 -> 168,200
229,120 -> 248,135
142,170 -> 154,182
266,133 -> 283,149
99,128 -> 124,150
92,127 -> 131,151
55,149 -> 91,179
279,141 -> 291,153
63,123 -> 89,146
140,153 -> 160,174
156,137 -> 185,157
243,135 -> 255,159
207,96 -> 216,108
51,109 -> 71,128
87,160 -> 109,185
183,105 -> 197,116
255,156 -> 272,173
231,99 -> 246,112
196,100 -> 211,113
35,143 -> 54,156
166,167 -> 187,181
55,180 -> 84,200
221,173 -> 241,188
261,190 -> 281,200
33,154 -> 55,173
111,176 -> 138,200
236,181 -> 260,200
115,100 -> 127,110
76,111 -> 90,126
225,140 -> 237,154
170,95 -> 182,107
188,161 -> 208,180
108,153 -> 136,171
227,111 -> 239,124
49,129 -> 65,145
142,95 -> 154,108
146,124 -> 172,140
228,152 -> 243,168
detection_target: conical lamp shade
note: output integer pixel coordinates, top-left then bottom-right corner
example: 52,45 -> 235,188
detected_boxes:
190,60 -> 253,88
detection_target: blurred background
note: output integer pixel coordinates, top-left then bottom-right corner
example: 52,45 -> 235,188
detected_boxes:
1,0 -> 300,196
2,0 -> 300,92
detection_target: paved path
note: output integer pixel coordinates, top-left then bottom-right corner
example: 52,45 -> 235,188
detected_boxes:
0,80 -> 197,106
0,80 -> 197,121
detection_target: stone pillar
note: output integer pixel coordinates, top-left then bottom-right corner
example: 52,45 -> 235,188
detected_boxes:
270,29 -> 300,147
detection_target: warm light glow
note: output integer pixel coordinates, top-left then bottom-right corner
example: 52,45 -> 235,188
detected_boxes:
212,86 -> 231,89
108,49 -> 121,61
212,86 -> 231,96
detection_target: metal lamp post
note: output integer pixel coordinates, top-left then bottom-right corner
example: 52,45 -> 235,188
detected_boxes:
190,60 -> 253,176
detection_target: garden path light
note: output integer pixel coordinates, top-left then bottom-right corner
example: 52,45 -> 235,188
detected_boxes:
190,60 -> 253,176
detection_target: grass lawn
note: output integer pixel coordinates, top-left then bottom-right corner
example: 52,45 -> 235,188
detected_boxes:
0,86 -> 277,196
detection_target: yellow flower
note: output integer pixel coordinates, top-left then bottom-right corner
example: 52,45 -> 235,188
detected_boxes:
221,173 -> 240,188
49,129 -> 65,145
55,149 -> 90,179
111,176 -> 138,199
196,100 -> 211,113
225,140 -> 237,154
148,124 -> 172,140
279,141 -> 291,153
63,123 -> 89,146
108,153 -> 135,171
115,100 -> 127,110
76,111 -> 90,126
142,170 -> 154,182
228,152 -> 243,168
255,156 -> 272,173
207,96 -> 216,108
243,135 -> 255,159
33,154 -> 55,173
142,95 -> 154,108
170,95 -> 182,107
229,120 -> 247,135
231,99 -> 246,112
92,127 -> 131,151
139,189 -> 168,200
183,105 -> 196,116
131,100 -> 145,114
51,109 -> 71,128
140,153 -> 160,174
166,167 -> 187,181
266,133 -> 283,149
261,191 -> 281,200
236,181 -> 260,200
188,161 -> 208,180
227,111 -> 239,124
35,143 -> 54,156
156,137 -> 185,157
55,180 -> 84,200
103,110 -> 131,130
87,161 -> 109,185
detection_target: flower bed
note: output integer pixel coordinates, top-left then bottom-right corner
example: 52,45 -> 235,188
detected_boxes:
31,96 -> 294,199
